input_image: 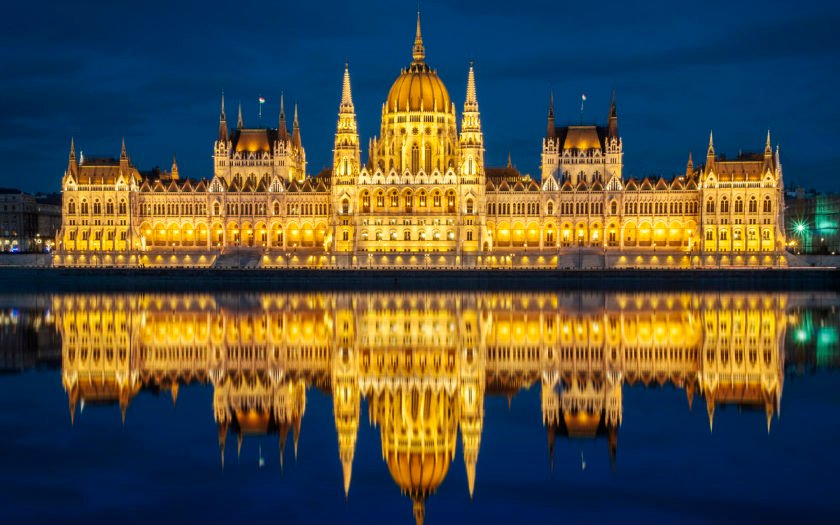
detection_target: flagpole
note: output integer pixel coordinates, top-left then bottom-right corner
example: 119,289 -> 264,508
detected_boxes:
580,93 -> 586,125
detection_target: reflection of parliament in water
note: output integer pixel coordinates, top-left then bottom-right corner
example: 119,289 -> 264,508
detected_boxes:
58,293 -> 792,524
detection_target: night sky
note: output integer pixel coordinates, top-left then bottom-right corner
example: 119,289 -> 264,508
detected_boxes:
2,0 -> 839,193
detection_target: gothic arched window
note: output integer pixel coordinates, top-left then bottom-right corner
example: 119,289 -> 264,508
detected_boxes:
411,144 -> 420,173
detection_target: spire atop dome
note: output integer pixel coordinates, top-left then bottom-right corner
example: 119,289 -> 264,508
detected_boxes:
413,9 -> 425,63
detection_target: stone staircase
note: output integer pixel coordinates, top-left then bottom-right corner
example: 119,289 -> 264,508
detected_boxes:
212,250 -> 263,269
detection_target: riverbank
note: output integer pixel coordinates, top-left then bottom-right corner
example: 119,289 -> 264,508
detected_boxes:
0,267 -> 836,292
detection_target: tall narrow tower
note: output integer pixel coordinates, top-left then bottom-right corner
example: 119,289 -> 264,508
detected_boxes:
332,63 -> 361,253
458,61 -> 487,253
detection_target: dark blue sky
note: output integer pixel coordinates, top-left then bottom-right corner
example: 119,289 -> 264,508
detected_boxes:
2,0 -> 839,193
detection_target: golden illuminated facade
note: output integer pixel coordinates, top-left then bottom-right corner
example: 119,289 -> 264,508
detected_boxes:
55,14 -> 787,269
50,290 -> 806,523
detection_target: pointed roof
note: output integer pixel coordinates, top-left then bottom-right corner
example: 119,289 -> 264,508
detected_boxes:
547,91 -> 556,139
464,60 -> 478,111
340,62 -> 354,113
120,137 -> 127,161
279,93 -> 289,141
608,89 -> 618,138
707,130 -> 715,156
237,102 -> 243,129
218,93 -> 229,143
292,104 -> 301,147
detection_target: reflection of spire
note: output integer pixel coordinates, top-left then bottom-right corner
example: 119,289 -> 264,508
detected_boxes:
707,399 -> 715,433
413,497 -> 426,525
547,425 -> 555,472
171,381 -> 179,406
218,422 -> 228,469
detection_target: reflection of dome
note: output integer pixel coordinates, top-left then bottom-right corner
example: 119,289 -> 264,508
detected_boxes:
384,13 -> 452,114
386,450 -> 451,497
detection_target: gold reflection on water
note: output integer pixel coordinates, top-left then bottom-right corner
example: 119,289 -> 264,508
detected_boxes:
56,292 -> 799,524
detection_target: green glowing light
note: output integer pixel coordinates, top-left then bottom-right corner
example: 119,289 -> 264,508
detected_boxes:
795,329 -> 808,343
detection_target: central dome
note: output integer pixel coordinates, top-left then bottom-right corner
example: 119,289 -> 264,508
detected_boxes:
386,63 -> 451,114
384,13 -> 452,114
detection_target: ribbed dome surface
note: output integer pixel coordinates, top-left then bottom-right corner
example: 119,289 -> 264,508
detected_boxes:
386,63 -> 451,114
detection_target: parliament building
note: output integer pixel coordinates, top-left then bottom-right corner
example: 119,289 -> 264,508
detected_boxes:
55,14 -> 787,269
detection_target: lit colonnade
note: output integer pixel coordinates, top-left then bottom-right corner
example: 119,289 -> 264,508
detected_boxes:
56,291 -> 789,524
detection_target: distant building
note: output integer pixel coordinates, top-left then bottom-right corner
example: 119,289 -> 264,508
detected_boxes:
0,189 -> 62,253
785,188 -> 840,254
34,193 -> 62,252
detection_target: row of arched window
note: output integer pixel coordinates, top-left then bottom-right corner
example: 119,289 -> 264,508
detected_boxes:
66,198 -> 126,216
706,196 -> 773,214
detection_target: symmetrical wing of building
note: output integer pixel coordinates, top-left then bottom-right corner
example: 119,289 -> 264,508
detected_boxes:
48,291 -> 837,524
55,14 -> 787,269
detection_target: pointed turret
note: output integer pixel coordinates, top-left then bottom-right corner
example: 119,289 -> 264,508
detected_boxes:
706,130 -> 715,172
412,9 -> 425,63
278,93 -> 289,141
292,104 -> 301,148
237,102 -> 243,129
340,61 -> 354,113
764,130 -> 774,172
342,455 -> 353,499
459,61 -> 484,178
170,155 -> 179,181
218,93 -> 229,142
608,89 -> 618,139
66,137 -> 78,178
119,138 -> 129,173
546,91 -> 556,139
507,152 -> 513,169
685,152 -> 694,178
464,60 -> 478,111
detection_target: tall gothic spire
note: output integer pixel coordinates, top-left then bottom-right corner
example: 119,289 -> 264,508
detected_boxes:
292,103 -> 301,147
340,61 -> 354,113
608,89 -> 618,139
218,93 -> 229,142
237,102 -> 243,129
171,155 -> 179,180
464,60 -> 478,110
120,137 -> 128,161
765,129 -> 772,154
278,93 -> 289,141
412,9 -> 425,63
686,151 -> 694,177
546,91 -> 556,139
707,130 -> 715,155
68,137 -> 76,162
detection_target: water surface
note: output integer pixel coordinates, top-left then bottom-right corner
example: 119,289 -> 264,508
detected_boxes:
1,291 -> 838,524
